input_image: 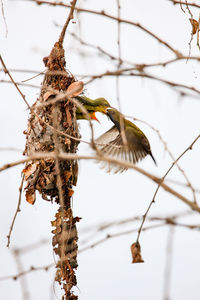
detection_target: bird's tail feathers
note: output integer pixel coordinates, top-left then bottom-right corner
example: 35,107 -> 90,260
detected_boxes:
150,153 -> 157,166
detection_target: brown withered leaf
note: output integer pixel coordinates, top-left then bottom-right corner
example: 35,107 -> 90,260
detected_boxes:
43,91 -> 56,102
51,220 -> 57,227
64,137 -> 71,145
65,106 -> 72,126
51,212 -> 62,228
130,242 -> 144,264
51,225 -> 62,235
64,170 -> 72,182
68,189 -> 74,197
43,175 -> 51,187
67,81 -> 84,97
25,189 -> 36,205
189,18 -> 199,35
22,163 -> 37,180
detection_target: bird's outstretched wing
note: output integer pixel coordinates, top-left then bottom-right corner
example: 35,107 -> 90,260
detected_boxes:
95,126 -> 148,173
95,125 -> 119,146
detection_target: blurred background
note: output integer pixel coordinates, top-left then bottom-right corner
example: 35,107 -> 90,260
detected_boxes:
1,0 -> 200,299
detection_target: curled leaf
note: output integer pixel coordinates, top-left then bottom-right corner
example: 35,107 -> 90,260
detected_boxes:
25,189 -> 36,205
43,91 -> 56,101
51,220 -> 57,227
189,18 -> 199,35
64,171 -> 72,183
22,163 -> 37,180
130,242 -> 144,264
68,189 -> 74,197
67,81 -> 84,97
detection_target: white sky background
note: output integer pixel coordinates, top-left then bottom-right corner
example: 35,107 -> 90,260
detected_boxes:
1,0 -> 200,299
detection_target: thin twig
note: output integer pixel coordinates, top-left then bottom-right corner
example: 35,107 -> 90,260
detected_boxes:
79,219 -> 200,253
12,248 -> 30,300
116,0 -> 122,68
79,223 -> 167,253
80,220 -> 200,253
0,264 -> 54,281
14,238 -> 50,255
136,134 -> 200,243
0,68 -> 43,74
68,31 -> 130,64
115,0 -> 127,148
169,0 -> 200,9
131,116 -> 198,204
80,210 -> 193,245
85,69 -> 200,96
0,147 -> 23,152
0,79 -> 40,89
166,178 -> 200,193
163,226 -> 175,300
1,0 -> 8,37
31,0 -> 182,56
21,71 -> 44,82
58,0 -> 77,44
7,175 -> 24,248
0,55 -> 32,110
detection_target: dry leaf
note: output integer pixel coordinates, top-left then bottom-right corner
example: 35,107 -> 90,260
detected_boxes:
189,18 -> 199,35
68,189 -> 74,197
22,163 -> 37,180
51,220 -> 57,227
67,81 -> 84,97
130,242 -> 144,264
64,137 -> 71,145
25,189 -> 36,205
43,91 -> 56,101
64,171 -> 72,182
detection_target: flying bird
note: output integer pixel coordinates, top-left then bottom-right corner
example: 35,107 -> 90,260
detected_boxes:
96,107 -> 156,173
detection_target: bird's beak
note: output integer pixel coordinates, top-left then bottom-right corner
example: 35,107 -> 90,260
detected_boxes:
102,108 -> 108,114
90,112 -> 100,123
103,107 -> 110,114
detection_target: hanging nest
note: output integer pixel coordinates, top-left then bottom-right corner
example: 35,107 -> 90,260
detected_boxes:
23,41 -> 80,299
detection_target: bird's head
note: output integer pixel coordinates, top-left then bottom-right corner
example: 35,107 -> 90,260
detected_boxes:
105,107 -> 125,131
94,98 -> 111,113
106,107 -> 123,122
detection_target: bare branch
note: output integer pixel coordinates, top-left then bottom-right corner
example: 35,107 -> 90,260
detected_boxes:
79,219 -> 200,253
163,226 -> 175,300
1,0 -> 8,37
131,117 -> 198,203
85,69 -> 200,96
1,151 -> 200,213
0,264 -> 54,281
0,55 -> 33,110
58,0 -> 77,44
169,0 -> 200,9
31,0 -> 182,56
7,175 -> 24,248
136,134 -> 200,243
0,79 -> 40,88
12,248 -> 30,300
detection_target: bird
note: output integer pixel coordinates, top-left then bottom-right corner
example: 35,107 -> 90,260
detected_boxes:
75,96 -> 111,122
96,107 -> 156,173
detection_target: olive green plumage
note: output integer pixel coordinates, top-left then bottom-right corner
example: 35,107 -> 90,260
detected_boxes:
96,108 -> 156,173
75,96 -> 110,120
